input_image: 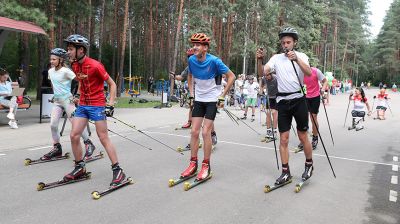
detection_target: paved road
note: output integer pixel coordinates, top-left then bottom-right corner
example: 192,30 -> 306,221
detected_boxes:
0,88 -> 399,224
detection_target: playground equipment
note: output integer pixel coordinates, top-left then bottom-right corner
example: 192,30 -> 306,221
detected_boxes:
124,76 -> 142,104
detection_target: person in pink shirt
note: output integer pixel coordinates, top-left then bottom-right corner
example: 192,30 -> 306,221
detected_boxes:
298,66 -> 327,150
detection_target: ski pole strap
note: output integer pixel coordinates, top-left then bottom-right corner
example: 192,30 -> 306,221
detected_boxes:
276,90 -> 301,97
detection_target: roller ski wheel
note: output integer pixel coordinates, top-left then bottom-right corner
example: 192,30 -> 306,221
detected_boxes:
183,172 -> 213,191
91,177 -> 133,200
25,152 -> 70,166
168,173 -> 197,187
36,172 -> 91,191
264,179 -> 292,193
260,137 -> 267,142
84,151 -> 104,163
294,178 -> 309,193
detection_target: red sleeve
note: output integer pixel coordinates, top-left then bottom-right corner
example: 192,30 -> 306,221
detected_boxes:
364,97 -> 368,102
96,62 -> 110,81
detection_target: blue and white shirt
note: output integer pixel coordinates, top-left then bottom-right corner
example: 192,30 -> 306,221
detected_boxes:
188,53 -> 229,102
0,81 -> 12,100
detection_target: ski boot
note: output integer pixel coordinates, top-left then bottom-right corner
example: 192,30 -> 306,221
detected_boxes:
181,159 -> 198,178
196,161 -> 211,181
251,115 -> 255,122
275,170 -> 292,185
348,118 -> 357,130
301,163 -> 314,181
64,160 -> 87,181
311,135 -> 318,150
111,163 -> 126,187
84,139 -> 96,159
240,114 -> 247,120
181,121 -> 192,129
211,131 -> 217,146
41,143 -> 62,160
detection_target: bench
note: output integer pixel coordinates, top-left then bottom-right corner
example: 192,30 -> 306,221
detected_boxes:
0,95 -> 32,112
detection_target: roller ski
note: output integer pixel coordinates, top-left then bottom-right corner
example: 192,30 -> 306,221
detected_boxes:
264,171 -> 292,193
183,162 -> 212,191
295,163 -> 314,193
176,142 -> 202,152
91,163 -> 132,199
348,117 -> 364,131
25,143 -> 70,166
37,161 -> 91,191
311,135 -> 318,150
169,160 -> 198,187
261,129 -> 277,143
84,151 -> 105,163
293,143 -> 304,153
83,139 -> 104,163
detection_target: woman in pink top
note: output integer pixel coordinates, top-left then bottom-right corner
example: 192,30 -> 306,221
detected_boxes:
300,66 -> 328,150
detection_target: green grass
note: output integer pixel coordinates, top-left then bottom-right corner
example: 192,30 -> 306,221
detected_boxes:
115,98 -> 166,108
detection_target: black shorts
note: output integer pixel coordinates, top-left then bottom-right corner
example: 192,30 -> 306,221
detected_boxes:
376,106 -> 387,111
277,97 -> 309,133
306,96 -> 321,114
351,110 -> 365,117
266,98 -> 277,110
192,101 -> 218,120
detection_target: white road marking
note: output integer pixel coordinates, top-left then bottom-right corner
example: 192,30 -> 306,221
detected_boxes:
393,165 -> 399,172
391,176 -> 398,185
389,190 -> 397,202
158,125 -> 170,129
27,145 -> 52,151
0,153 -> 6,156
143,130 -> 396,167
394,156 -> 398,162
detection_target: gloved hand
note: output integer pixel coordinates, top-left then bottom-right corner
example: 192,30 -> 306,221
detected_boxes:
373,96 -> 376,99
73,94 -> 80,104
217,96 -> 225,108
384,96 -> 388,99
105,105 -> 114,117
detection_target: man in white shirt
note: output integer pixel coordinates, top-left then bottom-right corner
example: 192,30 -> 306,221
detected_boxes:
263,27 -> 313,186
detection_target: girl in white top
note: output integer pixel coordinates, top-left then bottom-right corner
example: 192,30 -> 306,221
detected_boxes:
41,48 -> 95,160
0,69 -> 18,128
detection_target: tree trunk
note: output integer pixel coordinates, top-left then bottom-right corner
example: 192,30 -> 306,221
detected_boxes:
48,0 -> 55,49
117,0 -> 129,97
149,0 -> 154,77
98,0 -> 106,62
170,0 -> 184,96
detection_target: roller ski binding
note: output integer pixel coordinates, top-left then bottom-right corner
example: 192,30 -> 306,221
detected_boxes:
264,171 -> 292,193
183,161 -> 212,191
92,163 -> 133,200
295,163 -> 314,193
25,143 -> 70,166
169,160 -> 197,187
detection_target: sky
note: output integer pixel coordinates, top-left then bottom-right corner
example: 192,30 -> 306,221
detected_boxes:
368,0 -> 393,38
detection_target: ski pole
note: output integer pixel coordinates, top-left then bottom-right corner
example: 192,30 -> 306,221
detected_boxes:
223,108 -> 239,125
265,93 -> 279,170
344,97 -> 351,127
320,96 -> 334,146
289,57 -> 336,178
386,99 -> 393,117
88,121 -> 152,151
225,108 -> 262,135
110,116 -> 183,155
370,98 -> 376,114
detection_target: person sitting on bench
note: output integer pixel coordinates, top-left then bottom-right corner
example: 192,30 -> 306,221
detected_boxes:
0,68 -> 18,129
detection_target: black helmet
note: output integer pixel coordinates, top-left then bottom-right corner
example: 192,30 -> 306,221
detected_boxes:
279,27 -> 298,41
64,34 -> 89,49
50,48 -> 67,58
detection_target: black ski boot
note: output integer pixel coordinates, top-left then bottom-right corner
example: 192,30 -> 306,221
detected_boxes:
41,143 -> 62,160
240,114 -> 247,120
111,163 -> 126,187
211,131 -> 217,146
302,162 -> 314,181
251,115 -> 255,122
275,166 -> 292,185
84,139 -> 96,158
64,160 -> 86,181
311,135 -> 318,150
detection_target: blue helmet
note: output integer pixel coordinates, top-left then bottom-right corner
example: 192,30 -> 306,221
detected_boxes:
50,48 -> 67,58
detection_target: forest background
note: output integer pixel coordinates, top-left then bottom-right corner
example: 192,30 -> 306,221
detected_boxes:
0,0 -> 399,98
